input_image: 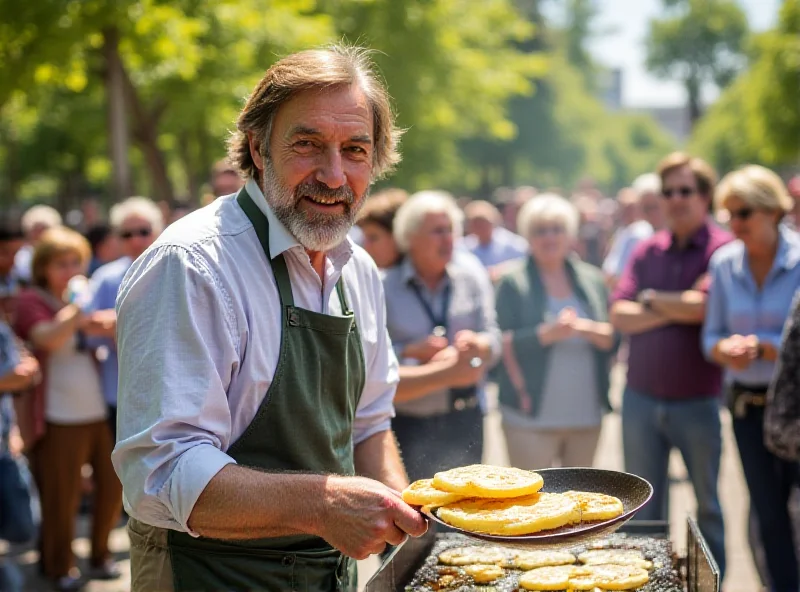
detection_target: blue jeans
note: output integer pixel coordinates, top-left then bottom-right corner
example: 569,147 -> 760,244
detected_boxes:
622,387 -> 726,578
733,406 -> 799,592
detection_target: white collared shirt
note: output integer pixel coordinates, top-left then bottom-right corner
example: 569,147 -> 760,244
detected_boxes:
112,178 -> 399,533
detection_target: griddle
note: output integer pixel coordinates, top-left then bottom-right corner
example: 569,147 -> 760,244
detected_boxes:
365,518 -> 720,592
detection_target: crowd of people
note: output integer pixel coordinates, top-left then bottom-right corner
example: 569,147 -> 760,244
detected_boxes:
1,143 -> 800,591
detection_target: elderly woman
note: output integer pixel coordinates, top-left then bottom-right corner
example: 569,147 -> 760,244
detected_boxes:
355,188 -> 408,269
703,165 -> 800,591
495,194 -> 616,470
382,191 -> 501,482
14,227 -> 122,591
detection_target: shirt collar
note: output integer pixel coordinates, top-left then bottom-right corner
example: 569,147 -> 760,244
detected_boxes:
243,177 -> 354,266
659,219 -> 711,251
732,225 -> 800,277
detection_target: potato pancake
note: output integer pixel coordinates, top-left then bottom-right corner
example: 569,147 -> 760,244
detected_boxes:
569,563 -> 650,590
437,492 -> 581,535
507,549 -> 576,570
438,546 -> 507,566
463,564 -> 505,583
563,491 -> 624,522
432,464 -> 544,498
518,565 -> 575,590
401,478 -> 468,507
578,549 -> 653,570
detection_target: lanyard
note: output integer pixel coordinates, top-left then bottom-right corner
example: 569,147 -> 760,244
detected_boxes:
408,281 -> 451,338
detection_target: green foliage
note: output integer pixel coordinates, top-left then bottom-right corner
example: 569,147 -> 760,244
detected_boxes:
0,0 -> 676,205
646,0 -> 748,121
690,0 -> 800,170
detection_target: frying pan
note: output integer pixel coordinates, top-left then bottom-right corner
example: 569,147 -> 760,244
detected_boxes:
421,467 -> 653,548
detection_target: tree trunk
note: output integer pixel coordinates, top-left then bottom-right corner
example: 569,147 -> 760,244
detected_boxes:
120,60 -> 174,203
686,74 -> 702,127
178,131 -> 200,206
103,27 -> 132,202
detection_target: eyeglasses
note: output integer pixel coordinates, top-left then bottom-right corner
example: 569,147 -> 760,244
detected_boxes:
728,207 -> 754,221
120,228 -> 153,240
531,225 -> 565,238
661,186 -> 696,199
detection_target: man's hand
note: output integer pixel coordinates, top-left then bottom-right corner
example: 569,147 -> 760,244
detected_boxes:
318,476 -> 428,560
0,354 -> 41,393
401,336 -> 448,363
80,309 -> 117,337
716,334 -> 756,371
453,329 -> 491,362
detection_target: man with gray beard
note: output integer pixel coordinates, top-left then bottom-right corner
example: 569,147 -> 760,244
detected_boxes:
112,46 -> 427,592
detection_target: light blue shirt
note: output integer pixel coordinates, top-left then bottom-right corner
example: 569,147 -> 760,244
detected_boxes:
88,256 -> 132,406
703,226 -> 800,386
463,227 -> 528,268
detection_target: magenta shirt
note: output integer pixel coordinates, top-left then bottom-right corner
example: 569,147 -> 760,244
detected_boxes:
613,220 -> 733,400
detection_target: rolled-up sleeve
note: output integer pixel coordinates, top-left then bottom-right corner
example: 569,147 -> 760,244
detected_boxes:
352,268 -> 398,446
701,255 -> 728,360
112,244 -> 239,533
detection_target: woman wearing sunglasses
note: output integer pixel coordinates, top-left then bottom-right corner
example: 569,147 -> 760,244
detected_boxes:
495,193 -> 618,471
703,165 -> 800,592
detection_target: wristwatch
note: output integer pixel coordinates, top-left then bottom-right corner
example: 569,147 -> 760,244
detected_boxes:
639,289 -> 655,310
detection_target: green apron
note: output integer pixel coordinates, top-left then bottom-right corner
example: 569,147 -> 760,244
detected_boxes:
166,188 -> 365,591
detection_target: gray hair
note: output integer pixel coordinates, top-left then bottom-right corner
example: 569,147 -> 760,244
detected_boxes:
393,190 -> 464,253
632,173 -> 661,199
517,193 -> 580,239
110,197 -> 165,234
228,44 -> 401,182
21,205 -> 62,235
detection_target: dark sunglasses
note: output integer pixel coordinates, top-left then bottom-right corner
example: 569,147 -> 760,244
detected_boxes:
531,225 -> 565,238
728,207 -> 754,221
120,228 -> 153,240
661,186 -> 696,199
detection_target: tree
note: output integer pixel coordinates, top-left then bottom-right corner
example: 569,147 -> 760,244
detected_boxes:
646,0 -> 748,125
689,0 -> 800,171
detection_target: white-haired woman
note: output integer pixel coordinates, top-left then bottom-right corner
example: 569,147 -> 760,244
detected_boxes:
703,165 -> 800,590
495,193 -> 617,470
89,196 -> 164,437
382,191 -> 501,482
14,204 -> 63,284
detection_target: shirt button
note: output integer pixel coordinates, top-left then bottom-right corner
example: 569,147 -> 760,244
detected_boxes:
282,555 -> 295,566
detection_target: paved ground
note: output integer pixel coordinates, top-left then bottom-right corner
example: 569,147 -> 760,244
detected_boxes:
2,364 -> 782,591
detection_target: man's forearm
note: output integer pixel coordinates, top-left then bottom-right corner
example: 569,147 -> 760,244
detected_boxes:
650,291 -> 706,324
187,464 -> 327,540
394,362 -> 454,403
355,429 -> 409,491
610,301 -> 670,335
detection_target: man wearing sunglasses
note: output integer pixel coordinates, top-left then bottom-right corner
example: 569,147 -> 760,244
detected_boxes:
88,197 -> 164,438
610,152 -> 732,578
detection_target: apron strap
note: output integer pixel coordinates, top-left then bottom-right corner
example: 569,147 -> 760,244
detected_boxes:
335,279 -> 351,315
236,187 -> 295,307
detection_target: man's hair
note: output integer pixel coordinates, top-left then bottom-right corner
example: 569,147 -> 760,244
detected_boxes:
211,158 -> 238,179
356,188 -> 409,233
21,205 -> 62,236
464,200 -> 502,226
110,196 -> 165,235
228,44 -> 401,182
656,152 -> 717,198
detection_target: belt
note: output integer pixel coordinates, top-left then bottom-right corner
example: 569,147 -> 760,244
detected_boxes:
729,383 -> 768,419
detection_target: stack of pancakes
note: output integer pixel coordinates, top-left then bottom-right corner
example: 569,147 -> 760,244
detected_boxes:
402,464 -> 625,536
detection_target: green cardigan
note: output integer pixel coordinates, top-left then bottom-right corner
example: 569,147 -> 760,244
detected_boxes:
493,256 -> 618,417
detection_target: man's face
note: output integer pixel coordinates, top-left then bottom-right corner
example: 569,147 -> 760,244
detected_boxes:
468,216 -> 494,245
409,212 -> 454,273
0,240 -> 21,276
251,85 -> 374,252
661,165 -> 709,234
213,171 -> 243,198
119,214 -> 157,260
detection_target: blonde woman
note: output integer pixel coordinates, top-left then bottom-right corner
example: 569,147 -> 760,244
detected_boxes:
703,165 -> 800,591
14,227 -> 122,591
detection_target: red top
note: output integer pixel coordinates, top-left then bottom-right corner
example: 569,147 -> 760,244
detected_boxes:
13,289 -> 58,448
612,220 -> 733,400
